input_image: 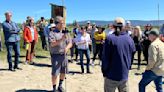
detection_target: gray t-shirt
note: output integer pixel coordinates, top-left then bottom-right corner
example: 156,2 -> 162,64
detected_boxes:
49,30 -> 71,54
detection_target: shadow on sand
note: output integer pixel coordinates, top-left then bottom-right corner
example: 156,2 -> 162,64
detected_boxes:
35,56 -> 49,59
16,89 -> 52,92
31,62 -> 52,68
12,55 -> 49,59
132,63 -> 147,66
0,68 -> 9,71
134,73 -> 143,76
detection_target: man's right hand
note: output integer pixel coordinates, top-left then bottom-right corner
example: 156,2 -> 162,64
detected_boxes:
61,34 -> 66,40
51,35 -> 66,47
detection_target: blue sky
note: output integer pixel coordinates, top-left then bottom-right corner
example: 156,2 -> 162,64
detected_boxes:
0,0 -> 164,23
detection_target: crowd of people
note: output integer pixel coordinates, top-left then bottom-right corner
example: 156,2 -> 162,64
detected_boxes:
0,11 -> 164,92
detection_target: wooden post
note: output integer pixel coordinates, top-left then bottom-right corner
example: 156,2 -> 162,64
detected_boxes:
50,3 -> 66,25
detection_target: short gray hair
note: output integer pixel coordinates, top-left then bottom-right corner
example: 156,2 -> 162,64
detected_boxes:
4,11 -> 12,16
55,16 -> 63,23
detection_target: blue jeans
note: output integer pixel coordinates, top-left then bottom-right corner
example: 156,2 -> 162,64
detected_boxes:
92,38 -> 96,55
70,44 -> 75,58
5,41 -> 20,69
139,70 -> 163,92
78,49 -> 90,72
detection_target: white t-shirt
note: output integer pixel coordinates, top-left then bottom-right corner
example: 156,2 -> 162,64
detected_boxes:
29,27 -> 35,40
75,33 -> 91,50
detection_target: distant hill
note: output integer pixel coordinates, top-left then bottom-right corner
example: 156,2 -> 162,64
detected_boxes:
70,20 -> 164,26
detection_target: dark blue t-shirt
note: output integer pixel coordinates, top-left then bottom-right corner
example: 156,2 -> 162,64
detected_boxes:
102,31 -> 136,81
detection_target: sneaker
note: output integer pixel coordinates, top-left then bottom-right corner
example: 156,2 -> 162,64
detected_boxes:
68,59 -> 73,63
91,61 -> 95,66
8,68 -> 16,72
58,86 -> 65,92
81,69 -> 84,74
29,61 -> 35,65
81,71 -> 84,74
25,61 -> 28,65
91,63 -> 94,66
14,67 -> 22,70
87,71 -> 92,74
70,58 -> 74,63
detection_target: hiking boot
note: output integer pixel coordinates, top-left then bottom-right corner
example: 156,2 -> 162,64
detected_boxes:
58,86 -> 65,92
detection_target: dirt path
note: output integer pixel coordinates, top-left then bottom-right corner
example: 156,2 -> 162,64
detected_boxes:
0,56 -> 162,92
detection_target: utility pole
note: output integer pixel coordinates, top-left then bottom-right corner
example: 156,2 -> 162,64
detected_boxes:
157,0 -> 160,29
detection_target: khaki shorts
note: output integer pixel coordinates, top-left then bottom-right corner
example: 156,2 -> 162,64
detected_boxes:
104,78 -> 129,92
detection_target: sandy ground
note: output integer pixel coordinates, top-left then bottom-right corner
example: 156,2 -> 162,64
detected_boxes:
0,54 -> 163,92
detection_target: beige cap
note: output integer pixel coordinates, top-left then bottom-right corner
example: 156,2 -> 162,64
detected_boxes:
148,28 -> 159,36
114,17 -> 125,26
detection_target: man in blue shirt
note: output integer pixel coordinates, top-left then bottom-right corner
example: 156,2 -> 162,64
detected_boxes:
2,11 -> 21,71
102,17 -> 135,92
